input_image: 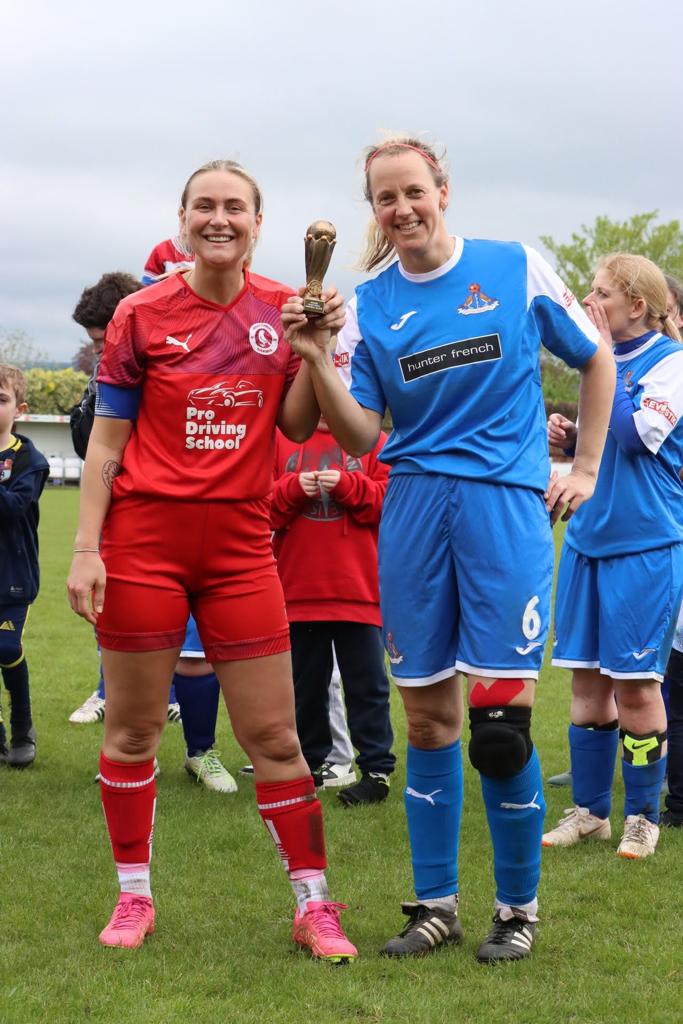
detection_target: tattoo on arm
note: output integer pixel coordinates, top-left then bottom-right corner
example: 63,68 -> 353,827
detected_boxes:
102,460 -> 121,490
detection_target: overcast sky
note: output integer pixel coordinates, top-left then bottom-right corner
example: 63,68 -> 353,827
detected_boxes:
3,0 -> 682,361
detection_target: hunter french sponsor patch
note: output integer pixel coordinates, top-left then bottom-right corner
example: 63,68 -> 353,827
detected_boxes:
399,334 -> 502,383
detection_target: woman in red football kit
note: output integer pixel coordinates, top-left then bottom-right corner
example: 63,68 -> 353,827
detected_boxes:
66,160 -> 357,962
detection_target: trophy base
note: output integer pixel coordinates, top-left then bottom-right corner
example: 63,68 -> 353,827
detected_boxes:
303,296 -> 325,319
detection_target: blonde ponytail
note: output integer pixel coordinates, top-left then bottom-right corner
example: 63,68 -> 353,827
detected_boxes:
359,218 -> 398,273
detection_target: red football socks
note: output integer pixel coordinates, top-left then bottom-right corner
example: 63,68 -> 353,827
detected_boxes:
256,775 -> 327,873
99,753 -> 157,870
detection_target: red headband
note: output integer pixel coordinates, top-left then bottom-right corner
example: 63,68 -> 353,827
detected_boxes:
365,142 -> 440,173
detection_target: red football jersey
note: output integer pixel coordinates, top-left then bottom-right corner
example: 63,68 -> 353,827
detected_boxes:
98,271 -> 300,502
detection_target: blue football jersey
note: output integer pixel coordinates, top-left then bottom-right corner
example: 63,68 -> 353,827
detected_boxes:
566,331 -> 683,558
336,237 -> 599,491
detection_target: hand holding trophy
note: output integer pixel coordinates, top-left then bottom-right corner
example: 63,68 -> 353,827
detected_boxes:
280,220 -> 344,364
303,221 -> 337,318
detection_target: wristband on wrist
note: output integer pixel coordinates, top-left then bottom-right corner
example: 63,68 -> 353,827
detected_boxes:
73,548 -> 100,553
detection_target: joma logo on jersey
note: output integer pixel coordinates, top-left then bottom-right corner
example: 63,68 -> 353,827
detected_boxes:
643,397 -> 677,427
399,334 -> 502,383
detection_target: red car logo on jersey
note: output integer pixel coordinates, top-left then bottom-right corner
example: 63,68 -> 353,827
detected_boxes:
188,380 -> 264,408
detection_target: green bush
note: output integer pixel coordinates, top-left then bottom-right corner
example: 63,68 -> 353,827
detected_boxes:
541,354 -> 580,404
544,398 -> 578,421
25,368 -> 88,414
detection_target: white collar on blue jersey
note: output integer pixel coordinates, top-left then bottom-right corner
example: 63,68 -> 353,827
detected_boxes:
398,237 -> 464,283
613,331 -> 662,362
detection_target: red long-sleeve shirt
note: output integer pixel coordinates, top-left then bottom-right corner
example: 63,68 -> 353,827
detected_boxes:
271,427 -> 388,624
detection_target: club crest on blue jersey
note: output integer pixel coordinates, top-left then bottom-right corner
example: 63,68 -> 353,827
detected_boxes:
624,369 -> 634,392
1,458 -> 12,482
458,283 -> 499,316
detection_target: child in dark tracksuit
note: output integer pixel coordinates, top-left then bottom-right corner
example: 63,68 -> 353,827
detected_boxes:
0,365 -> 48,766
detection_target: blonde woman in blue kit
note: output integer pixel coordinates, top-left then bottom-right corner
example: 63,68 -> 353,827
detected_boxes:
544,253 -> 683,859
282,135 -> 615,963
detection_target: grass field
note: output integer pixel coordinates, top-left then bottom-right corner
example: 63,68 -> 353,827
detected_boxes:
1,488 -> 681,1024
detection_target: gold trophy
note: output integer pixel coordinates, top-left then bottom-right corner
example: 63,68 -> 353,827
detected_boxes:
303,220 -> 337,318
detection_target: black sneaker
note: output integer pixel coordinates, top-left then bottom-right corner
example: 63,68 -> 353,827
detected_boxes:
8,725 -> 36,768
476,912 -> 536,963
238,764 -> 255,778
337,772 -> 390,807
382,901 -> 463,957
660,809 -> 683,828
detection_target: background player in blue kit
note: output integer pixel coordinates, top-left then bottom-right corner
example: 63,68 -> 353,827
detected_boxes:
544,253 -> 683,859
282,135 -> 615,962
177,613 -> 236,793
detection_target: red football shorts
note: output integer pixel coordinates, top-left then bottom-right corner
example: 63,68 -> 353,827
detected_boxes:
96,496 -> 290,661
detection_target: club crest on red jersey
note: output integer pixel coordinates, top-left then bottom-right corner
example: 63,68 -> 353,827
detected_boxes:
249,322 -> 279,355
457,283 -> 499,316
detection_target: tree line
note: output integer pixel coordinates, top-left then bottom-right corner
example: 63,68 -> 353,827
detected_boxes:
3,212 -> 682,416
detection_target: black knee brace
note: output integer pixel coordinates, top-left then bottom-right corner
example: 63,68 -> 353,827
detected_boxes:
468,706 -> 533,779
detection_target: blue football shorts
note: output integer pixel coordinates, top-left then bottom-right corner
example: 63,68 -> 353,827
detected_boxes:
552,541 -> 683,681
378,474 -> 554,686
179,613 -> 205,659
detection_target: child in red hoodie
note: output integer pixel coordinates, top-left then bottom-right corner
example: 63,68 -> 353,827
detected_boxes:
271,417 -> 395,806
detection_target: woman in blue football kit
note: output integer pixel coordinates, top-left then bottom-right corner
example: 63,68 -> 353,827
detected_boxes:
282,136 -> 615,963
543,253 -> 683,858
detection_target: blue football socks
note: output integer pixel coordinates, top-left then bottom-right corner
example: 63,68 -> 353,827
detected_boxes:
97,662 -> 105,700
405,740 -> 463,900
623,756 -> 667,824
173,671 -> 220,757
569,722 -> 619,819
480,746 -> 545,908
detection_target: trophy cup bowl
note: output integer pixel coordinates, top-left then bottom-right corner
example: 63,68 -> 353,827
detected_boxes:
303,220 -> 337,318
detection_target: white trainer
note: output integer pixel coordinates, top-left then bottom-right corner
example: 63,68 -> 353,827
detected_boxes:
185,749 -> 238,793
617,814 -> 660,859
542,805 -> 611,847
167,702 -> 182,723
317,761 -> 357,789
69,690 -> 105,724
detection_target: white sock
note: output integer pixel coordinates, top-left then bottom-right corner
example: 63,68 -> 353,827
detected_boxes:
422,894 -> 459,914
117,864 -> 152,899
289,869 -> 329,912
496,897 -> 538,923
